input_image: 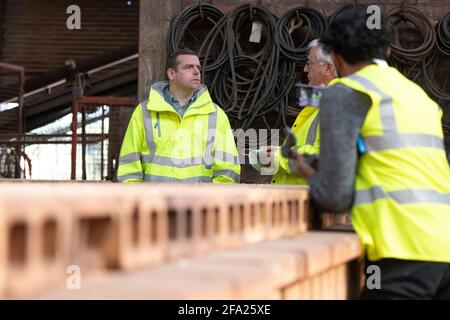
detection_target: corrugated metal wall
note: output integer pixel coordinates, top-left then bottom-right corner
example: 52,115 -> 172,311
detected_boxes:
0,0 -> 139,78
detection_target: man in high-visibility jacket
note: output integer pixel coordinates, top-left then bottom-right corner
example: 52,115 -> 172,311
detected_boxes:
292,7 -> 450,299
251,40 -> 336,185
117,49 -> 240,183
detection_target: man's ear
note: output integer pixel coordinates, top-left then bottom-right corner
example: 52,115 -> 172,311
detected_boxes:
326,62 -> 334,76
167,68 -> 175,80
331,52 -> 342,77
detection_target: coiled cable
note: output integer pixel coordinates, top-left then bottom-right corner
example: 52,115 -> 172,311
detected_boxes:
387,4 -> 436,78
276,7 -> 327,63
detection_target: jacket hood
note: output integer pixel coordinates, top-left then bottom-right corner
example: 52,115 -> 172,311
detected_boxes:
146,81 -> 214,114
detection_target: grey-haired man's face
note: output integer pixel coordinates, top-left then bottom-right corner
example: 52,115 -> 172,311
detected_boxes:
304,46 -> 330,86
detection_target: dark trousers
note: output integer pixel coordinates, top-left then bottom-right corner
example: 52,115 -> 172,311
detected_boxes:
360,258 -> 450,300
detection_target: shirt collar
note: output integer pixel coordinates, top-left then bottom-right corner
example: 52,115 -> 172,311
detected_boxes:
163,85 -> 198,106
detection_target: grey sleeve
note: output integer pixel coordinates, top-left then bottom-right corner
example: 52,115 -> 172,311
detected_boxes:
308,83 -> 371,213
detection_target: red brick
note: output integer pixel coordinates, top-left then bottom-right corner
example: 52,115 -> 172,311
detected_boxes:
0,187 -> 72,298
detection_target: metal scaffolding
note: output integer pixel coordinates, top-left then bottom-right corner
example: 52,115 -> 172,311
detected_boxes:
70,96 -> 136,180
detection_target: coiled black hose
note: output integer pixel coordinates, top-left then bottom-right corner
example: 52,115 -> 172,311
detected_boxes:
387,4 -> 436,77
276,7 -> 327,63
200,4 -> 296,130
436,13 -> 450,56
167,3 -> 225,70
168,3 -> 448,133
422,13 -> 450,102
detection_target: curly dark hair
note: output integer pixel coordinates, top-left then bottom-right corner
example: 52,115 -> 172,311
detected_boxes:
320,6 -> 393,65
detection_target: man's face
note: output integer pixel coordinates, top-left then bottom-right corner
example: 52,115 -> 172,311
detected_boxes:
303,46 -> 328,86
167,54 -> 201,91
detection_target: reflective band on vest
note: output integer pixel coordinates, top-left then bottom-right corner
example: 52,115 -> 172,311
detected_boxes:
213,150 -> 240,165
141,100 -> 157,156
348,74 -> 397,132
355,186 -> 450,206
364,133 -> 444,152
119,151 -> 240,167
117,172 -> 143,182
212,169 -> 240,182
143,174 -> 211,183
305,113 -> 320,146
119,152 -> 141,165
120,152 -> 205,167
348,75 -> 444,152
204,104 -> 218,168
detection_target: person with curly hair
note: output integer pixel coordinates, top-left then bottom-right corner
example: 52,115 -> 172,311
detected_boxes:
292,6 -> 450,299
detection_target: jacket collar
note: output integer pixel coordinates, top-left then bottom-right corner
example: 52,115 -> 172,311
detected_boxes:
146,81 -> 215,116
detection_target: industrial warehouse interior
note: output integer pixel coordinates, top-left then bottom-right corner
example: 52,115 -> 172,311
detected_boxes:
0,0 -> 450,307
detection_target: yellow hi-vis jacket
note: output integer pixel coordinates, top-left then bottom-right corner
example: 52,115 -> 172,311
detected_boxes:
117,82 -> 241,183
336,64 -> 450,263
271,106 -> 320,185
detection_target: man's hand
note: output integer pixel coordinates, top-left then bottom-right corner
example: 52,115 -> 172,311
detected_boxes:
291,151 -> 317,180
262,145 -> 277,157
259,145 -> 277,166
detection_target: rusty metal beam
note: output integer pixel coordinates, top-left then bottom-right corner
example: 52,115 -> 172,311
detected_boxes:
0,133 -> 107,144
24,43 -> 138,92
81,106 -> 87,180
71,98 -> 78,180
0,62 -> 24,73
78,96 -> 136,106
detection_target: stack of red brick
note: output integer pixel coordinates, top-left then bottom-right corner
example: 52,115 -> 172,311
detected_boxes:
0,183 -> 360,299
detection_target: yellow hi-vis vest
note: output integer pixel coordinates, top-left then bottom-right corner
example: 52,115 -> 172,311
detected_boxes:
271,106 -> 320,185
335,64 -> 450,262
117,82 -> 240,183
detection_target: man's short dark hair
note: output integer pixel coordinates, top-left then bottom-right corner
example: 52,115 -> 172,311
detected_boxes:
320,6 -> 393,65
166,48 -> 198,71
